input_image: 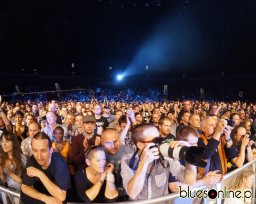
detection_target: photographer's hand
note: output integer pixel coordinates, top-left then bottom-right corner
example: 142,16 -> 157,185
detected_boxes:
127,143 -> 159,200
140,143 -> 159,166
213,119 -> 226,141
241,134 -> 250,148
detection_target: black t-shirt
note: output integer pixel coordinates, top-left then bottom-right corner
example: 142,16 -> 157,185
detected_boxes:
21,152 -> 71,204
75,169 -> 118,203
96,116 -> 109,130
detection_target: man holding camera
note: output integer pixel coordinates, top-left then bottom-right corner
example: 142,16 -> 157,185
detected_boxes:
121,124 -> 197,200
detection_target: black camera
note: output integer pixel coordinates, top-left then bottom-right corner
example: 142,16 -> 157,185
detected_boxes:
151,137 -> 207,168
225,119 -> 235,127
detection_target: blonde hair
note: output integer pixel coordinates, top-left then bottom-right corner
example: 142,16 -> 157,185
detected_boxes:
231,168 -> 254,190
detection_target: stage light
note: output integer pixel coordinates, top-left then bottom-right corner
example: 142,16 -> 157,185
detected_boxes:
117,74 -> 123,81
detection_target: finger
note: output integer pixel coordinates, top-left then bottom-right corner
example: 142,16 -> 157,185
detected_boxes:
153,155 -> 160,160
145,143 -> 155,150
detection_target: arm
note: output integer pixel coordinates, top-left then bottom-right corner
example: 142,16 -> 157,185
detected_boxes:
104,164 -> 118,199
119,116 -> 131,144
21,184 -> 61,204
246,143 -> 253,162
168,141 -> 197,185
85,172 -> 106,201
125,144 -> 158,200
231,135 -> 250,167
169,170 -> 222,193
0,109 -> 12,131
183,162 -> 197,185
27,167 -> 66,202
126,157 -> 149,199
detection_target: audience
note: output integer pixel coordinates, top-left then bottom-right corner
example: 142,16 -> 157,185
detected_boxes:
0,93 -> 255,203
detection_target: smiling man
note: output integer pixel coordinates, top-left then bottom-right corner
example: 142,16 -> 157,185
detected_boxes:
21,132 -> 70,204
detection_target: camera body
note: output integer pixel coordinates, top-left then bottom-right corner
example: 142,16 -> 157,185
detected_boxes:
150,137 -> 207,168
225,119 -> 235,127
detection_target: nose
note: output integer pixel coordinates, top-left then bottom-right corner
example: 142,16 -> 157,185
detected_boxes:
37,152 -> 42,160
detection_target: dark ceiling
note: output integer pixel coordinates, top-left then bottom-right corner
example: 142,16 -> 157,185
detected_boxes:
0,0 -> 256,79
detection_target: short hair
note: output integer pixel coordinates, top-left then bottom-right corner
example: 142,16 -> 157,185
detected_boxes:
85,145 -> 105,161
159,116 -> 171,126
177,110 -> 190,123
230,113 -> 238,120
53,126 -> 64,135
118,115 -> 127,125
114,109 -> 123,115
131,123 -> 155,145
32,132 -> 52,149
29,122 -> 40,130
176,125 -> 199,141
135,112 -> 142,117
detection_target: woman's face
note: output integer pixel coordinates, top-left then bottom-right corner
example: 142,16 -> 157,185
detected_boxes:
1,136 -> 13,153
15,115 -> 23,124
26,116 -> 34,126
136,114 -> 143,123
54,129 -> 64,143
89,151 -> 106,173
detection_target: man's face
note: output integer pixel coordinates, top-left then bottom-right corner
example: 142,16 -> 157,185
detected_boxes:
46,112 -> 56,125
32,105 -> 38,113
183,101 -> 191,111
159,120 -> 171,136
28,124 -> 40,137
186,133 -> 198,146
102,131 -> 121,155
152,113 -> 160,123
137,126 -> 159,150
75,115 -> 84,128
202,118 -> 216,137
120,122 -> 127,132
182,113 -> 191,124
76,105 -> 82,113
233,114 -> 241,126
236,127 -> 246,143
66,115 -> 74,125
189,115 -> 201,129
103,108 -> 110,115
32,138 -> 51,168
84,122 -> 96,134
115,111 -> 123,121
48,103 -> 56,112
239,111 -> 245,120
94,105 -> 101,115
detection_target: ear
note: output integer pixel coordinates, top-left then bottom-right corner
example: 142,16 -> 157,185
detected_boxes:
50,147 -> 53,154
137,141 -> 144,150
85,159 -> 91,166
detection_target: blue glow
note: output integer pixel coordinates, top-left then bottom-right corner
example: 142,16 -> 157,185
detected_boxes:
117,74 -> 123,81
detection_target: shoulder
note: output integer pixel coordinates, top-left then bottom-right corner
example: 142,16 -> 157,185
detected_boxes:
51,152 -> 67,166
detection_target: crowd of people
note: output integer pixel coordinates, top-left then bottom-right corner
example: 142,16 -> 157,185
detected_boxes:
0,94 -> 255,203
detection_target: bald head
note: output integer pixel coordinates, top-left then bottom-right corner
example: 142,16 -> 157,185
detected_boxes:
101,128 -> 120,155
